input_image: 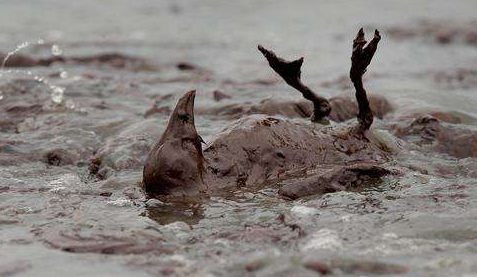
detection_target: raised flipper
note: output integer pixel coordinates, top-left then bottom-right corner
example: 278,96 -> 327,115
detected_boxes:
143,90 -> 207,196
350,28 -> 381,132
258,45 -> 331,122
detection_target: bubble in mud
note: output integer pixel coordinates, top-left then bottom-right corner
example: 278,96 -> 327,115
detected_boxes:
290,205 -> 319,218
161,221 -> 191,242
47,173 -> 82,195
49,173 -> 83,187
51,44 -> 62,56
65,99 -> 75,109
340,214 -> 354,222
382,233 -> 399,240
164,254 -> 195,268
65,100 -> 75,109
1,42 -> 30,69
15,207 -> 36,214
107,198 -> 134,207
51,86 -> 64,104
163,221 -> 191,232
145,198 -> 164,207
49,185 -> 72,196
301,229 -> 343,251
60,71 -> 68,79
17,42 -> 29,49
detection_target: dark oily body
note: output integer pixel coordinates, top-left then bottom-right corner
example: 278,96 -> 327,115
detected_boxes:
143,90 -> 391,198
142,29 -> 477,202
140,28 -> 477,199
143,29 -> 392,198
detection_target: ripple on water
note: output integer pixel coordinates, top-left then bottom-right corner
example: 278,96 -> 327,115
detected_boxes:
301,229 -> 343,252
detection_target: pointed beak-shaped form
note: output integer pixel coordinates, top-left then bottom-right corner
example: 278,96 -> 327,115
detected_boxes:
160,90 -> 199,143
173,90 -> 196,123
143,90 -> 206,196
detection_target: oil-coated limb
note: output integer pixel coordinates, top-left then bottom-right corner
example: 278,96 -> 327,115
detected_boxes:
258,45 -> 331,122
350,28 -> 381,132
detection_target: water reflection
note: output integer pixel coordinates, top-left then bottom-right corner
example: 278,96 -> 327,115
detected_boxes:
144,196 -> 206,226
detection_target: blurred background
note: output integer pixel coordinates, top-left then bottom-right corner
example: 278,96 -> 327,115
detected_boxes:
1,0 -> 476,112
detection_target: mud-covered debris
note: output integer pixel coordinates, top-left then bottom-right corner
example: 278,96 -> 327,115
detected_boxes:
393,114 -> 477,158
176,62 -> 198,71
0,52 -> 157,71
213,90 -> 232,102
302,255 -> 408,275
302,260 -> 332,275
144,104 -> 172,118
43,230 -> 171,255
434,68 -> 477,89
44,148 -> 76,166
385,20 -> 477,46
278,163 -> 390,200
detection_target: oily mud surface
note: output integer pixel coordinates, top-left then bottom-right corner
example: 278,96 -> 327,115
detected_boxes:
1,1 -> 477,276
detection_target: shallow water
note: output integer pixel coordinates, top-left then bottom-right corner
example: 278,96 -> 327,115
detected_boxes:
1,1 -> 477,276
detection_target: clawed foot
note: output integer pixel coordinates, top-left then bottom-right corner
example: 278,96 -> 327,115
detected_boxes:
258,45 -> 331,122
350,28 -> 381,132
350,28 -> 381,79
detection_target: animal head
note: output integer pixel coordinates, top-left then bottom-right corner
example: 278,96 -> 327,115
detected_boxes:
159,90 -> 201,144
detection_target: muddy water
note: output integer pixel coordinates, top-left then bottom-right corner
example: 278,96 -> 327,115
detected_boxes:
1,0 -> 477,276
